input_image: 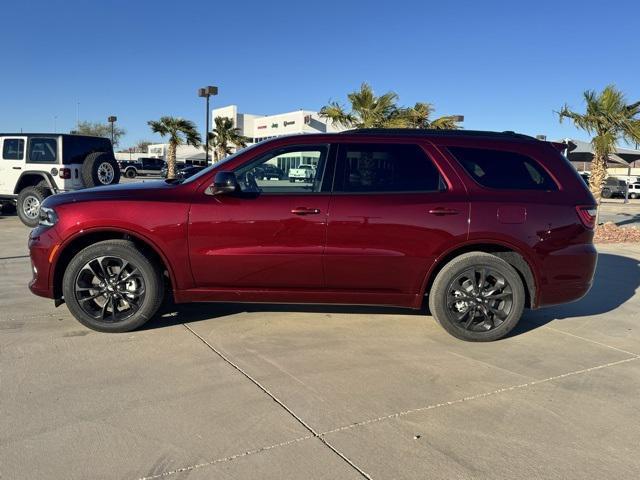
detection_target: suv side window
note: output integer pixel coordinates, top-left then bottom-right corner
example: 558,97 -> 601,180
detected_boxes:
28,138 -> 58,164
2,139 -> 25,160
235,145 -> 329,194
334,143 -> 444,193
448,147 -> 557,191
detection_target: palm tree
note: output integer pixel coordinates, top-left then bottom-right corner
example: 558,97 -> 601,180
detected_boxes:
148,117 -> 201,179
207,116 -> 249,162
320,83 -> 460,130
400,102 -> 461,130
559,86 -> 640,204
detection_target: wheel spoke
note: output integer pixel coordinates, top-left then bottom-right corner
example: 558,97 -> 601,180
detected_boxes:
79,292 -> 104,303
477,267 -> 486,292
463,308 -> 476,329
118,268 -> 139,284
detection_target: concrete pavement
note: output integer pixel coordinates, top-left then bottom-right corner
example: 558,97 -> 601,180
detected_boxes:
1,214 -> 639,479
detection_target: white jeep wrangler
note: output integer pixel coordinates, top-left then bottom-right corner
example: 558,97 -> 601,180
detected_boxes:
0,134 -> 121,226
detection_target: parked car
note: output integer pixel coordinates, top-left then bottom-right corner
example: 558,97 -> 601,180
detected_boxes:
28,129 -> 597,342
628,182 -> 640,199
255,164 -> 285,180
288,164 -> 316,182
0,133 -> 120,226
161,164 -> 206,179
601,177 -> 628,198
118,157 -> 165,178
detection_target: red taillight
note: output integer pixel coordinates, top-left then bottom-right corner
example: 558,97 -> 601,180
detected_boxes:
59,168 -> 71,179
576,205 -> 597,229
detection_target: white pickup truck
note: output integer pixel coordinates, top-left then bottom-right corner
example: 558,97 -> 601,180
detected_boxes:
288,164 -> 316,182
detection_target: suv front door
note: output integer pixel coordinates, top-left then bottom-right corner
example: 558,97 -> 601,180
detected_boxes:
323,141 -> 469,304
188,144 -> 333,290
0,137 -> 27,195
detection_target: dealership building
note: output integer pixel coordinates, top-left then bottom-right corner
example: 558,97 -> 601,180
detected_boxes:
144,105 -> 344,167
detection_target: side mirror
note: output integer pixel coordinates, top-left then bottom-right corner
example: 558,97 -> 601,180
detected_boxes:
205,171 -> 239,196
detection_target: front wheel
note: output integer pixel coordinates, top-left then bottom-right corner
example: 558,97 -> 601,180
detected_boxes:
428,252 -> 525,342
17,185 -> 50,227
62,240 -> 164,332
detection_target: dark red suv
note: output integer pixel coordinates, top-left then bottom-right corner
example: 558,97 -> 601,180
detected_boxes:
28,130 -> 597,341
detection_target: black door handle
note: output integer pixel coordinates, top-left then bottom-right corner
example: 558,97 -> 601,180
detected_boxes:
12,166 -> 22,170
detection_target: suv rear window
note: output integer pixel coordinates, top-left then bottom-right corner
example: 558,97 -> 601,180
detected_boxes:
335,144 -> 444,193
448,147 -> 557,191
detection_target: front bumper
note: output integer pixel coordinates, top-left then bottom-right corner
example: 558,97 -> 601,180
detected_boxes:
28,226 -> 61,299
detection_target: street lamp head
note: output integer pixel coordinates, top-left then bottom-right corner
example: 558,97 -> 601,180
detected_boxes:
108,116 -> 117,123
451,115 -> 464,122
199,86 -> 219,97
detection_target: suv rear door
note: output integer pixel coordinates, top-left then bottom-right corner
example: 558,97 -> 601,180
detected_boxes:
323,140 -> 469,304
0,136 -> 27,194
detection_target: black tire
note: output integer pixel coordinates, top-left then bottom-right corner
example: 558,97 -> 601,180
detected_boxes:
82,152 -> 121,187
62,240 -> 164,333
125,168 -> 137,178
428,252 -> 525,342
630,193 -> 638,199
17,185 -> 50,227
601,188 -> 612,199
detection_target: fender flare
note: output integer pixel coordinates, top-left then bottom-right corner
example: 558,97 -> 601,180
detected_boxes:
14,171 -> 59,194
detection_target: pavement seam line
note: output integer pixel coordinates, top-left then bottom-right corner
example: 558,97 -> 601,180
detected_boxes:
181,323 -> 372,480
136,434 -> 314,480
319,355 -> 640,437
0,254 -> 30,261
540,325 -> 639,357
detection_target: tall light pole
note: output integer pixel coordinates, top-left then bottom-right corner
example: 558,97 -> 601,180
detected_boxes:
108,116 -> 117,146
198,86 -> 218,164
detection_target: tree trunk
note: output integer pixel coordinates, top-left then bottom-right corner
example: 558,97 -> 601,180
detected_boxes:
589,152 -> 607,225
167,142 -> 177,179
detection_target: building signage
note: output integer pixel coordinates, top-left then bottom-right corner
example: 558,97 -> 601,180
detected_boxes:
257,125 -> 266,129
271,123 -> 278,128
284,120 -> 296,126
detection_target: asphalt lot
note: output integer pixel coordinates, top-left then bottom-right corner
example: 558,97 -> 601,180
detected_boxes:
1,213 -> 640,479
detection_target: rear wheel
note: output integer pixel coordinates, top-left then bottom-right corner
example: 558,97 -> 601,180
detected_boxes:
602,188 -> 612,199
428,252 -> 525,342
62,240 -> 164,332
125,168 -> 137,178
17,185 -> 50,227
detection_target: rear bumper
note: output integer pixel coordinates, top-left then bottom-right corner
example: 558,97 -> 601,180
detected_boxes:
537,243 -> 597,308
28,226 -> 61,299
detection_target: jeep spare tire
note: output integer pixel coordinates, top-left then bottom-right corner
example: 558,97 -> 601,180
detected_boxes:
82,152 -> 121,187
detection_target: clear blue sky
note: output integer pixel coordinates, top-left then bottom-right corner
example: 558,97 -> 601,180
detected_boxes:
1,0 -> 638,148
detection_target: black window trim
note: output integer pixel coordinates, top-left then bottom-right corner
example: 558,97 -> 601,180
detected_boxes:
233,143 -> 336,195
446,146 -> 559,192
2,137 -> 26,161
330,142 -> 448,195
26,136 -> 59,165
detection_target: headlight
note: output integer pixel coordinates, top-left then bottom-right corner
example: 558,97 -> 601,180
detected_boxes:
38,207 -> 58,227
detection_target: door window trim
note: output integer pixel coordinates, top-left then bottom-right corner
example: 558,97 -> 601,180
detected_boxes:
233,143 -> 336,195
27,137 -> 59,164
330,143 -> 448,195
2,137 -> 26,161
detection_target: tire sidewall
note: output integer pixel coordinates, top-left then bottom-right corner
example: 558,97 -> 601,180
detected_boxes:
62,241 -> 163,333
17,186 -> 47,227
82,152 -> 121,187
428,253 -> 525,342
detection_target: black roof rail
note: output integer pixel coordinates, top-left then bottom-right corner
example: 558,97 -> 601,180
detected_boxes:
340,128 -> 536,140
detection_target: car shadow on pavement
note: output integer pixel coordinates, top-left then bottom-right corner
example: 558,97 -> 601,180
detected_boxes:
142,253 -> 638,337
512,252 -> 640,337
143,301 -> 424,331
